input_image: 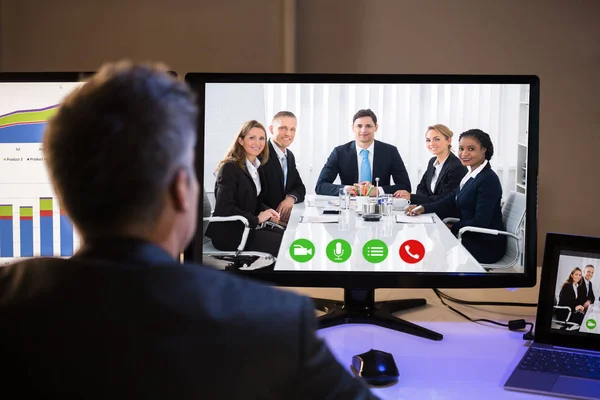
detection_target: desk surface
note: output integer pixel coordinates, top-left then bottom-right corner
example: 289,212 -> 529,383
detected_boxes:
274,195 -> 485,273
318,322 -> 545,400
285,275 -> 552,399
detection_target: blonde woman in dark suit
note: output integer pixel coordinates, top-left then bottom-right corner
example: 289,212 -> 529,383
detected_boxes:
558,267 -> 586,325
206,120 -> 282,257
394,124 -> 467,219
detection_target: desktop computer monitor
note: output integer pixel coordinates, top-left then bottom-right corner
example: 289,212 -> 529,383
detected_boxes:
185,73 -> 540,340
0,70 -> 181,266
0,73 -> 90,266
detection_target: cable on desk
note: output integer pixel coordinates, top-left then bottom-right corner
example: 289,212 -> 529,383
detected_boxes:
433,289 -> 535,340
434,288 -> 537,307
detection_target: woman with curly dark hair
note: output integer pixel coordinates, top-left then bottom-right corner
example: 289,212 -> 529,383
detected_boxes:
406,129 -> 506,264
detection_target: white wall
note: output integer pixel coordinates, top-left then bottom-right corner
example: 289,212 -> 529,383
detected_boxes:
555,255 -> 600,297
203,82 -> 527,199
203,83 -> 265,191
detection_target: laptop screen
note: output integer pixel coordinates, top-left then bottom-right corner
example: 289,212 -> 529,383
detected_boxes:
551,250 -> 600,335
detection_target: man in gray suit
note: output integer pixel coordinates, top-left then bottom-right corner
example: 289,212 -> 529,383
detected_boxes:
0,61 -> 376,399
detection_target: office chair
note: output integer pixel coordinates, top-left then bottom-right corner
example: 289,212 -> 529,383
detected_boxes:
443,191 -> 526,270
552,294 -> 580,330
202,190 -> 276,271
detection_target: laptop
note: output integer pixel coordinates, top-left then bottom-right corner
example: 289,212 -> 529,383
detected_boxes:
505,233 -> 600,399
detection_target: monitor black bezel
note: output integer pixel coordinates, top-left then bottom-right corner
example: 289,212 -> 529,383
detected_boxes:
184,72 -> 539,289
0,72 -> 94,82
535,233 -> 600,351
0,70 -> 176,83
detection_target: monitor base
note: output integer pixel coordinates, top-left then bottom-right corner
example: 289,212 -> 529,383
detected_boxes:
313,289 -> 443,341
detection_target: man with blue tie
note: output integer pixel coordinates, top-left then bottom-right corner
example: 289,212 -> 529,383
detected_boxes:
261,111 -> 306,222
315,109 -> 411,196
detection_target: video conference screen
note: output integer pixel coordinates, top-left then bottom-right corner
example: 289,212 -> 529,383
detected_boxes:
197,78 -> 536,275
551,250 -> 600,335
0,81 -> 84,266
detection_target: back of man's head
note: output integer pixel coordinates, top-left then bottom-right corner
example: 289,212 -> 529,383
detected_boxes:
43,61 -> 198,238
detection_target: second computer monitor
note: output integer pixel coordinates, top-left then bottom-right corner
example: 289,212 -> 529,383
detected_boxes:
186,73 -> 539,289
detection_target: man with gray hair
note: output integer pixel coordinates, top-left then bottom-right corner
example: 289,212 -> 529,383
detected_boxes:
578,264 -> 596,311
0,61 -> 376,399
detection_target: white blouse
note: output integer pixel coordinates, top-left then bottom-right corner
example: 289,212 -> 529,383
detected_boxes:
245,158 -> 262,195
430,157 -> 447,193
459,159 -> 488,190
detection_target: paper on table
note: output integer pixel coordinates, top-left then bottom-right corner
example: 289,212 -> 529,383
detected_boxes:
395,213 -> 435,224
306,200 -> 338,208
299,215 -> 339,223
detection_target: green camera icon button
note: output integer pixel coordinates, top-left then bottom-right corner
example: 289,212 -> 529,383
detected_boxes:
289,239 -> 316,263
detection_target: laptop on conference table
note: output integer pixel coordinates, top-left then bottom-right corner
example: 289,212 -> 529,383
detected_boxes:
505,233 -> 600,399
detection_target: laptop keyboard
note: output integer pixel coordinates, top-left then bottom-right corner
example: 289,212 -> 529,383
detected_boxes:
519,347 -> 600,379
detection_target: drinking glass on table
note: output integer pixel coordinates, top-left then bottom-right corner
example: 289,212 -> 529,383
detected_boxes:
339,187 -> 350,210
338,209 -> 351,231
379,194 -> 394,216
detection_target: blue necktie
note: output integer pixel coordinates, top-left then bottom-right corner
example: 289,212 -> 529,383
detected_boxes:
281,155 -> 288,188
360,149 -> 371,183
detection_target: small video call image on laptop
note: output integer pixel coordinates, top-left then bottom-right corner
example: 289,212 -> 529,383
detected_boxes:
552,253 -> 599,333
505,233 -> 600,400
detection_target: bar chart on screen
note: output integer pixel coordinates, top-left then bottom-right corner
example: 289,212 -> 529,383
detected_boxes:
0,81 -> 84,265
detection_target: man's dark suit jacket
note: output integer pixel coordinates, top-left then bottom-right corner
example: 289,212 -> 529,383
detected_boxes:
206,160 -> 269,250
424,163 -> 506,264
578,279 -> 596,304
315,140 -> 411,196
0,237 -> 375,399
410,152 -> 467,210
261,140 -> 306,210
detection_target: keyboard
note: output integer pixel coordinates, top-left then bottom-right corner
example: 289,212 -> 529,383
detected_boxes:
519,347 -> 600,379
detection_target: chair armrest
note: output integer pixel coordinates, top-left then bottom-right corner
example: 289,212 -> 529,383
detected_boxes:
203,215 -> 249,226
457,226 -> 520,241
553,305 -> 572,321
203,215 -> 251,255
554,305 -> 572,312
443,217 -> 460,224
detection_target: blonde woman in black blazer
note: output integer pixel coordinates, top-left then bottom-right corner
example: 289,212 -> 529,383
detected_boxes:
558,267 -> 586,325
206,120 -> 282,257
394,124 -> 467,218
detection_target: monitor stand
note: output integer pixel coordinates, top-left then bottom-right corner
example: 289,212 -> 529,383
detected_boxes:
312,288 -> 443,341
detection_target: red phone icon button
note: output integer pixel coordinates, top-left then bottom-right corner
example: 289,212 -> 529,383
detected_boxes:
399,240 -> 425,264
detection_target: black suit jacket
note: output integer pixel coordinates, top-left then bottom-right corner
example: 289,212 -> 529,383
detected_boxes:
206,160 -> 269,250
0,238 -> 376,399
410,152 -> 467,206
425,163 -> 506,264
315,140 -> 411,196
578,279 -> 595,304
260,140 -> 306,209
559,282 -> 586,312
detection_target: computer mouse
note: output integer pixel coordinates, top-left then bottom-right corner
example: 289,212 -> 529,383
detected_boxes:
351,349 -> 399,386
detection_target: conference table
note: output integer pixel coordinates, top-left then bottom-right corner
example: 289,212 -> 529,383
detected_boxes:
581,303 -> 600,333
273,195 -> 486,273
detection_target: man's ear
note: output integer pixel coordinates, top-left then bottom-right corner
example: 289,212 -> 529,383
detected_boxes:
170,168 -> 191,212
269,125 -> 274,135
